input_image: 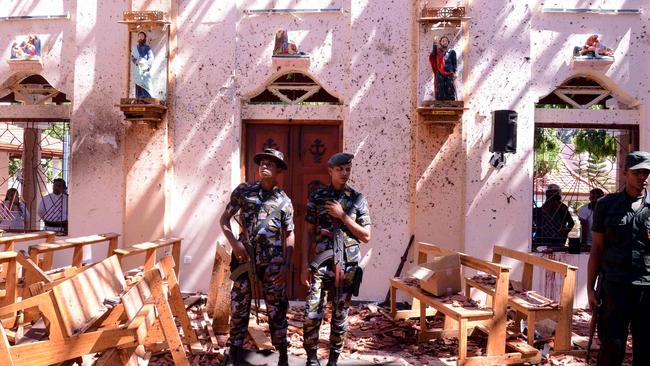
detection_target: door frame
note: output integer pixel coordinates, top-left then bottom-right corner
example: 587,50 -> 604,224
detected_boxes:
241,119 -> 343,299
240,119 -> 343,182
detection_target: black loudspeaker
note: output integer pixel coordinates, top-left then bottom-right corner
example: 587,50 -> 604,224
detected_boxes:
490,110 -> 517,153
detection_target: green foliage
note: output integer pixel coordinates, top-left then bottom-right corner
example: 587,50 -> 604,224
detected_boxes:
43,122 -> 69,141
8,157 -> 21,178
573,130 -> 617,161
534,128 -> 562,178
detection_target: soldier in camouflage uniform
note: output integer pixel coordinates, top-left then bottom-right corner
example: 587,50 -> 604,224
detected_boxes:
220,148 -> 295,366
301,152 -> 372,366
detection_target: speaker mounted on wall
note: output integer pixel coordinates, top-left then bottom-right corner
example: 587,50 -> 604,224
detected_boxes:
489,110 -> 517,168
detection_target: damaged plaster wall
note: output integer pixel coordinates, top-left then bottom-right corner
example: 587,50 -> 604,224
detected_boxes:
70,0 -> 128,261
462,0 -> 535,260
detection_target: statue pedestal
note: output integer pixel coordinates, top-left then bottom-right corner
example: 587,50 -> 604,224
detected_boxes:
418,100 -> 465,125
116,98 -> 167,127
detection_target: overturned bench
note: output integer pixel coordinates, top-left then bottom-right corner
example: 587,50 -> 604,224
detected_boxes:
465,245 -> 577,351
0,255 -> 190,365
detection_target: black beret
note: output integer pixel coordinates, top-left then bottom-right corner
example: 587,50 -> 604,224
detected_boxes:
328,152 -> 354,166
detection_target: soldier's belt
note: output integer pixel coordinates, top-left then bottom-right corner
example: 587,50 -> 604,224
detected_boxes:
230,261 -> 254,281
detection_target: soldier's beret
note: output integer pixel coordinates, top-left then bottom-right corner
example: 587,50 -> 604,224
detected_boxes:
625,151 -> 650,170
328,152 -> 354,167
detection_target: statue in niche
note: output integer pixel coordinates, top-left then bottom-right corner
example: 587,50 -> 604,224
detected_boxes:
131,31 -> 154,98
273,30 -> 306,56
573,34 -> 614,59
429,36 -> 457,101
9,34 -> 41,60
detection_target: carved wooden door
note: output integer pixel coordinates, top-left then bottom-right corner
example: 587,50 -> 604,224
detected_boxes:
245,121 -> 341,299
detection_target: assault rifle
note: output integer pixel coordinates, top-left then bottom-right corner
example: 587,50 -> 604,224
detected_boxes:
229,213 -> 262,324
586,275 -> 602,363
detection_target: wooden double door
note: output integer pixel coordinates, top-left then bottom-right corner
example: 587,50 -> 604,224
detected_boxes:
244,120 -> 341,299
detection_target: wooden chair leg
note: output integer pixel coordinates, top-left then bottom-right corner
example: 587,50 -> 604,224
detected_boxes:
0,324 -> 15,366
145,270 -> 190,366
526,313 -> 536,346
458,318 -> 468,361
160,257 -> 202,352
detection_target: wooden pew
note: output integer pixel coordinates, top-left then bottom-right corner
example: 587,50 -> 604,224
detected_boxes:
0,231 -> 56,252
28,233 -> 120,271
0,255 -> 190,365
114,237 -> 182,278
390,242 -> 540,365
465,245 -> 578,351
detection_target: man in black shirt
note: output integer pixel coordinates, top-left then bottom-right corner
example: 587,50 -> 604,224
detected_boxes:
587,151 -> 650,366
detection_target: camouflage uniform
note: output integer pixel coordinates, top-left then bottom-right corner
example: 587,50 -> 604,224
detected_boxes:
226,181 -> 294,348
303,185 -> 371,354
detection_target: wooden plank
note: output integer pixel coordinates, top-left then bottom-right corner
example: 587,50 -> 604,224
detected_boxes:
50,256 -> 127,337
206,244 -> 232,334
202,307 -> 219,350
459,352 -> 523,366
0,231 -> 56,245
485,265 -> 509,356
248,320 -> 273,350
8,327 -> 139,364
555,267 -> 577,351
159,256 -> 202,352
143,268 -> 190,366
29,233 -> 120,254
0,324 -> 15,366
493,245 -> 577,275
390,278 -> 494,319
114,237 -> 183,257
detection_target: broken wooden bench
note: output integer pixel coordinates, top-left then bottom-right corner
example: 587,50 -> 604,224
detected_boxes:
464,245 -> 577,351
390,242 -> 541,366
0,255 -> 190,365
113,237 -> 182,278
27,232 -> 120,271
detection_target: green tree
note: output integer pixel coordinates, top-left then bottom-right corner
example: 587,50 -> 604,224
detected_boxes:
534,128 -> 562,178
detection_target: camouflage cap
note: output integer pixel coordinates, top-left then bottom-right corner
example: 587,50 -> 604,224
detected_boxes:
625,151 -> 650,170
327,152 -> 354,167
253,148 -> 288,170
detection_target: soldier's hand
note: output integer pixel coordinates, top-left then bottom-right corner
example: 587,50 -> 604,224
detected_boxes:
301,265 -> 311,287
272,263 -> 289,286
232,242 -> 250,263
325,201 -> 345,219
587,288 -> 599,311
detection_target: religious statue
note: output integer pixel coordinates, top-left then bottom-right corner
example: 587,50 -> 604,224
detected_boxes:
131,31 -> 154,98
429,36 -> 457,101
273,30 -> 306,56
573,34 -> 614,59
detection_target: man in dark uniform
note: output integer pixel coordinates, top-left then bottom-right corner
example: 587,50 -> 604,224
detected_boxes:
220,148 -> 294,366
301,152 -> 372,366
588,151 -> 650,366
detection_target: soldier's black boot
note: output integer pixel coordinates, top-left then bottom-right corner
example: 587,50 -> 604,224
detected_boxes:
305,349 -> 321,366
277,344 -> 289,366
326,350 -> 339,366
224,345 -> 245,366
